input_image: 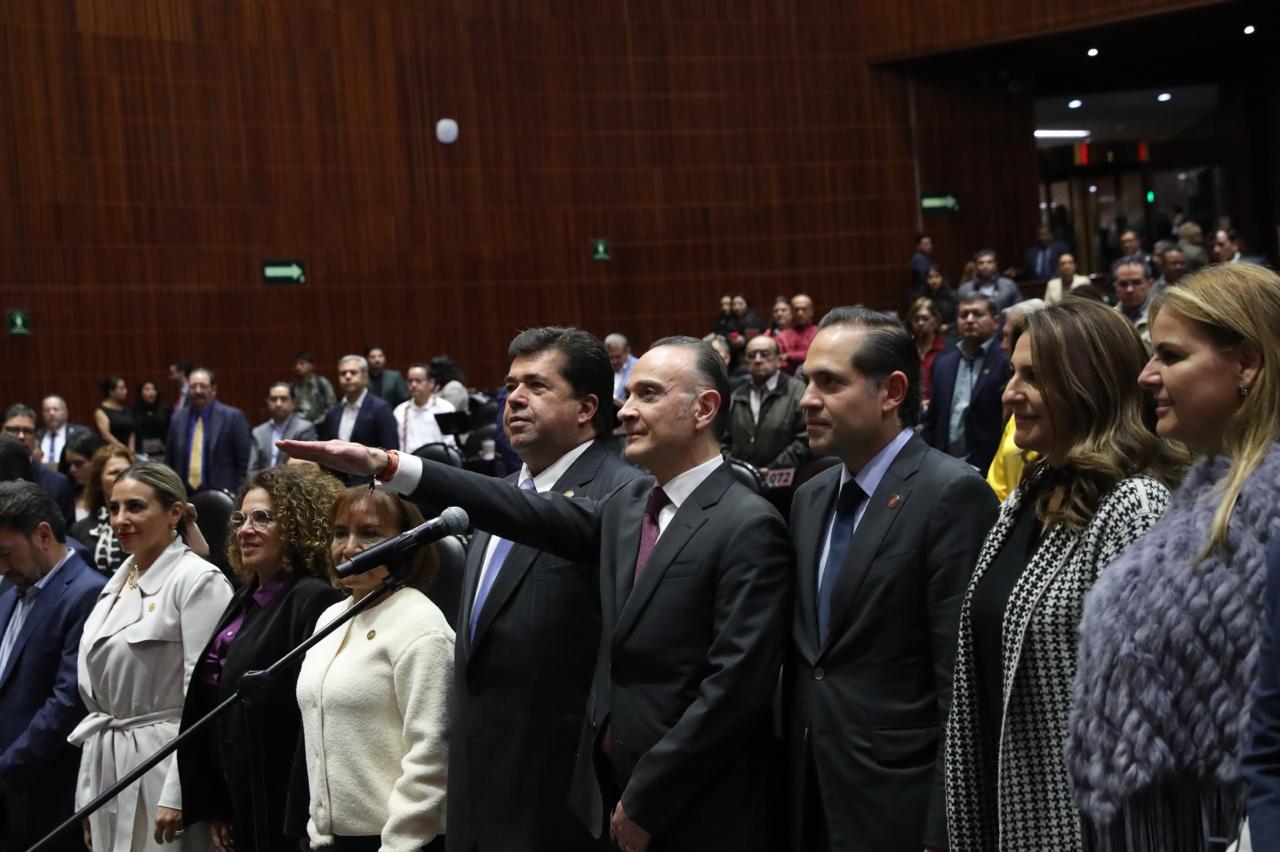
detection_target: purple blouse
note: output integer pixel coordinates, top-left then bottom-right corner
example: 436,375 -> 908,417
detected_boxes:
200,572 -> 291,686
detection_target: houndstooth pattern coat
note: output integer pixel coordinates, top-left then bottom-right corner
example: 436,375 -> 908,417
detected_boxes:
944,473 -> 1170,850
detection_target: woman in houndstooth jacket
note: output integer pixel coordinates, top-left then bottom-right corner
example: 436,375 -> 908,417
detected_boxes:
943,298 -> 1185,850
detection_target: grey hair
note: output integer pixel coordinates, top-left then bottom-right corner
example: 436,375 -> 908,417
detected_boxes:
338,354 -> 369,374
603,333 -> 629,348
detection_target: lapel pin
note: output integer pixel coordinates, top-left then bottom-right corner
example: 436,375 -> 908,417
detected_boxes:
147,602 -> 157,612
367,629 -> 377,640
982,368 -> 990,375
563,489 -> 575,497
888,494 -> 901,509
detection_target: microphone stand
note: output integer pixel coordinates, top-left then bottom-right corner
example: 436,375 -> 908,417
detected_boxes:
29,568 -> 410,852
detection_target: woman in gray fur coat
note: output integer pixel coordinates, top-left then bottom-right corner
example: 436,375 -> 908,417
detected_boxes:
1065,263 -> 1280,850
944,299 -> 1185,851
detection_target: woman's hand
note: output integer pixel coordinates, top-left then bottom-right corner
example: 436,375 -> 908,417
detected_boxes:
210,821 -> 234,852
154,806 -> 184,844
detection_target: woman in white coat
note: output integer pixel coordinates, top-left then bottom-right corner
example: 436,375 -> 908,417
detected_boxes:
296,486 -> 453,852
71,462 -> 233,852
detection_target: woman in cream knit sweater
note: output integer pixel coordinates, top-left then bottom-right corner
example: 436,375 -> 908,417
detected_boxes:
297,487 -> 454,852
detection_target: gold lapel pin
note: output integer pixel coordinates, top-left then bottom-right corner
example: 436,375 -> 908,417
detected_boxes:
563,489 -> 575,497
367,629 -> 376,640
148,602 -> 157,612
888,494 -> 901,509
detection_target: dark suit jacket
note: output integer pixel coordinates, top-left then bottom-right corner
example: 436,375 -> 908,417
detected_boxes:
166,401 -> 253,494
432,439 -> 638,852
322,394 -> 399,483
248,414 -> 317,476
722,372 -> 810,470
1021,241 -> 1068,279
784,434 -> 997,851
921,342 -> 1011,474
178,574 -> 342,849
37,423 -> 92,464
0,551 -> 106,852
31,464 -> 76,528
367,369 -> 410,408
407,458 -> 792,851
1246,536 -> 1280,847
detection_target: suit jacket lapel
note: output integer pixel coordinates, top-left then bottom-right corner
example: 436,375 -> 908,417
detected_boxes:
459,528 -> 491,662
613,467 -> 727,647
820,437 -> 925,655
204,404 -> 224,461
969,343 -> 1003,401
613,485 -> 648,618
795,467 -> 841,659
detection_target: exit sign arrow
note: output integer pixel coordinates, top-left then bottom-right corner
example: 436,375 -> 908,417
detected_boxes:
262,260 -> 306,284
920,193 -> 960,213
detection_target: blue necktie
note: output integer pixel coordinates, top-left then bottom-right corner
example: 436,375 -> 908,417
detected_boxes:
817,480 -> 866,641
469,477 -> 536,640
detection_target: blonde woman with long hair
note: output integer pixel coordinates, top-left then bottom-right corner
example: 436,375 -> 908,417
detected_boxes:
1065,263 -> 1280,850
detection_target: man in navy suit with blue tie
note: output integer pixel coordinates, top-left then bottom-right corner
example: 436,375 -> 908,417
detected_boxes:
0,480 -> 106,851
323,355 -> 399,484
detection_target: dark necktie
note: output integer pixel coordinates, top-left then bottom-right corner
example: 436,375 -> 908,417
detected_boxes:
817,479 -> 866,641
469,477 -> 537,640
634,486 -> 671,579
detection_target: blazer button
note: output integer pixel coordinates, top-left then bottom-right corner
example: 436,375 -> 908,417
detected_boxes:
813,666 -> 825,681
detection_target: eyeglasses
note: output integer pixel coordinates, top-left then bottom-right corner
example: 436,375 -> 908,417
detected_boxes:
744,350 -> 776,360
230,509 -> 276,530
3,425 -> 35,436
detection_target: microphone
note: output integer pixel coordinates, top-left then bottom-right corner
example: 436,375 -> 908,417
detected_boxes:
335,506 -> 470,578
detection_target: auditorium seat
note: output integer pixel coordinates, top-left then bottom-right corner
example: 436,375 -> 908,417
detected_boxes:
190,488 -> 236,581
423,533 -> 468,630
469,392 -> 499,431
723,455 -> 763,494
413,442 -> 463,468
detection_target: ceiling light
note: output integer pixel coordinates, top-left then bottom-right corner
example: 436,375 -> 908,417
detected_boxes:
1089,185 -> 1098,194
1087,47 -> 1099,57
1157,92 -> 1173,102
1244,25 -> 1256,35
1068,99 -> 1083,109
1035,129 -> 1091,139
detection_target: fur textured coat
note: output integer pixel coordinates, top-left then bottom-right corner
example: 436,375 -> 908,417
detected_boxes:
1066,444 -> 1280,850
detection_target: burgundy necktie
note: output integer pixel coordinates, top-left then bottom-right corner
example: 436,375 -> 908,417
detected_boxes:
634,487 -> 671,579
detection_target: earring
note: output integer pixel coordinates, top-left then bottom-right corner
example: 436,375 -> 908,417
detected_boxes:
1239,381 -> 1251,398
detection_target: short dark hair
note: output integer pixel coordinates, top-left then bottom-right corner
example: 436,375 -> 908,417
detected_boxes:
649,335 -> 731,439
0,434 -> 34,482
362,343 -> 385,357
818,305 -> 922,426
958,293 -> 999,318
974,248 -> 997,263
99,376 -> 123,398
268,381 -> 294,397
1112,259 -> 1152,280
3,404 -> 36,424
295,351 -> 315,363
171,359 -> 192,377
0,480 -> 65,541
915,232 -> 930,245
507,327 -> 614,437
428,355 -> 464,387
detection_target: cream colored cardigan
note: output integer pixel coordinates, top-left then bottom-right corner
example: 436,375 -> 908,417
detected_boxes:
297,586 -> 454,850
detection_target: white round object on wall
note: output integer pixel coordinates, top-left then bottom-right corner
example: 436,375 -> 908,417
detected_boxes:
436,118 -> 459,144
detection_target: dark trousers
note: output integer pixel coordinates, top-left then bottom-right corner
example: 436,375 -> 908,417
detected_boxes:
803,750 -> 832,852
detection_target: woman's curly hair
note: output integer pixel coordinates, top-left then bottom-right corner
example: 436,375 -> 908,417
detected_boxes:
227,464 -> 344,584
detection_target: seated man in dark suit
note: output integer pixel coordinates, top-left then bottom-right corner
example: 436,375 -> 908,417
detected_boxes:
248,382 -> 317,476
1018,223 -> 1069,280
37,396 -> 92,469
322,355 -> 398,484
3,405 -> 75,526
165,368 -> 253,494
785,307 -> 997,852
0,480 -> 107,852
920,295 -> 1011,474
283,336 -> 793,852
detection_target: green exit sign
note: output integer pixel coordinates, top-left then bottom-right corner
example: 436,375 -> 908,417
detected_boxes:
590,239 -> 612,261
7,310 -> 30,336
920,193 -> 960,213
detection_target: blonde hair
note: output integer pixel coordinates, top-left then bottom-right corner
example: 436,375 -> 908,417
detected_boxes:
1154,263 -> 1280,556
1016,298 -> 1187,533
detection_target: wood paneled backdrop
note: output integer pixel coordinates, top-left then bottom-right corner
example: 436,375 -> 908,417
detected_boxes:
0,0 -> 1220,422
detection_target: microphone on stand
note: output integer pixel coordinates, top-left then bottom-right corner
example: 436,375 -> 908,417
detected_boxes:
335,506 -> 470,578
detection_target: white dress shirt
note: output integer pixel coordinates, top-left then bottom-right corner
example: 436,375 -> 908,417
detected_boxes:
652,453 -> 724,538
338,389 -> 368,442
394,396 -> 458,454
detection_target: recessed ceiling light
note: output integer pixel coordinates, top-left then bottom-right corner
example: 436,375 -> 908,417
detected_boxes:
1244,25 -> 1256,35
1035,129 -> 1091,139
1068,99 -> 1083,109
1087,47 -> 1100,57
1157,92 -> 1173,102
1089,185 -> 1099,193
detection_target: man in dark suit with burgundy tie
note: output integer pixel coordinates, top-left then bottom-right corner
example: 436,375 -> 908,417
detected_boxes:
785,306 -> 997,852
282,336 -> 793,852
415,327 -> 638,852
